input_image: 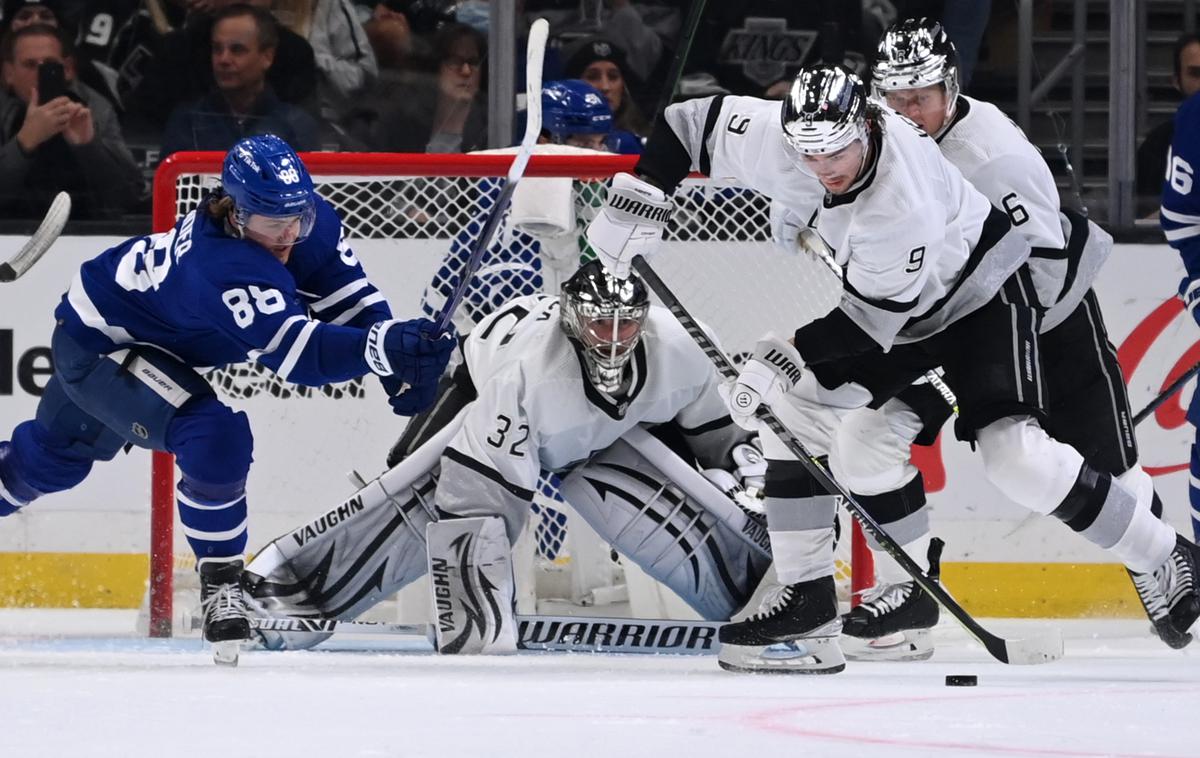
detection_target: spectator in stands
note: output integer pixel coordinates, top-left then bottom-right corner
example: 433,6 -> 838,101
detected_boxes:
274,0 -> 377,123
1137,33 -> 1200,217
0,23 -> 143,219
134,0 -> 318,131
563,36 -> 646,153
347,21 -> 485,153
161,4 -> 319,156
363,0 -> 452,72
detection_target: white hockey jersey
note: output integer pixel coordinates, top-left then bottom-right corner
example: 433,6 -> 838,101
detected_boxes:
936,95 -> 1111,331
432,294 -> 747,533
662,96 -> 1027,354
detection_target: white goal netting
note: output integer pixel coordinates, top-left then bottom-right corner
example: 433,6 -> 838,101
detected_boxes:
146,151 -> 866,634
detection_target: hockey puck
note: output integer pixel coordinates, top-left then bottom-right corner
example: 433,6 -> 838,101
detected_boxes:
945,674 -> 977,687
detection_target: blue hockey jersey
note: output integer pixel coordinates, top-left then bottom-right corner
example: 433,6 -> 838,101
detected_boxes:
1162,92 -> 1200,277
55,195 -> 393,386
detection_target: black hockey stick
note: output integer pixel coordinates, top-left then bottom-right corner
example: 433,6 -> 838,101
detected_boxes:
632,255 -> 1064,665
0,191 -> 70,283
1133,360 -> 1200,426
647,0 -> 708,130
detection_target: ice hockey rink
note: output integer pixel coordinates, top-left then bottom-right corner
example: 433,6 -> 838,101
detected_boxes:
0,610 -> 1194,758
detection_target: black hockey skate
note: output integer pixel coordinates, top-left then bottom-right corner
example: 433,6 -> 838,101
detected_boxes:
841,539 -> 942,662
1138,535 -> 1200,647
199,558 -> 251,666
718,575 -> 844,674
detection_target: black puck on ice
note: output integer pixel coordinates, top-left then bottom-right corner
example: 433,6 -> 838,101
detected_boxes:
945,674 -> 977,687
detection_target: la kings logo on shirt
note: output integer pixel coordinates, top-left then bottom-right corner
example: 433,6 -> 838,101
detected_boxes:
719,17 -> 816,87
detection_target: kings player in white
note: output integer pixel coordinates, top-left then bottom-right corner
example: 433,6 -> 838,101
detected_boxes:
819,19 -> 1191,659
241,260 -> 772,652
584,64 -> 1200,673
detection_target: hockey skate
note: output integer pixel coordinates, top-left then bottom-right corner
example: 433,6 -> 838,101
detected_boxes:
718,576 -> 844,674
1132,535 -> 1200,649
199,558 -> 251,666
841,581 -> 939,661
841,540 -> 941,662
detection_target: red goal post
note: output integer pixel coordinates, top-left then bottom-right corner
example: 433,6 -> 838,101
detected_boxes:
148,151 -> 873,637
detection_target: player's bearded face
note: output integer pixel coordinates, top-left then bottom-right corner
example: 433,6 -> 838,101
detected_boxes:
883,84 -> 949,135
801,140 -> 867,194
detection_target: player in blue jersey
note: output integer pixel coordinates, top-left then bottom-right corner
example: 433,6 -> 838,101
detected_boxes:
0,134 -> 454,663
1163,92 -> 1200,543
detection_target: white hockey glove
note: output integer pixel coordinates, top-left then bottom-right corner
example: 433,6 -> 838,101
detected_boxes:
585,172 -> 672,279
726,333 -> 804,430
701,441 -> 767,505
769,199 -> 806,257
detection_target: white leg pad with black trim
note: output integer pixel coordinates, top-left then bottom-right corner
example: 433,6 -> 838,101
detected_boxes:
427,516 -> 518,654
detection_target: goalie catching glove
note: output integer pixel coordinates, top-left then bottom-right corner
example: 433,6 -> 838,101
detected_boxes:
725,333 -> 804,430
585,172 -> 673,279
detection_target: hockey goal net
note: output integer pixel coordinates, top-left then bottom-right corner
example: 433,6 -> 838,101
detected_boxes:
146,151 -> 872,636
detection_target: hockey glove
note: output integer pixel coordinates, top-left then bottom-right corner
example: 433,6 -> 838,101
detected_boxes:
701,441 -> 767,500
1180,276 -> 1200,328
364,318 -> 455,387
726,333 -> 804,430
380,374 -> 439,416
585,172 -> 672,279
769,199 -> 806,257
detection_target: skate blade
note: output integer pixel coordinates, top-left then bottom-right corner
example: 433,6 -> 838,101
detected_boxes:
718,635 -> 845,675
843,629 -> 934,662
212,640 -> 241,667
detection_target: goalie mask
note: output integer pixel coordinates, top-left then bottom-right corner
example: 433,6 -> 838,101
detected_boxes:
560,260 -> 650,393
871,19 -> 960,124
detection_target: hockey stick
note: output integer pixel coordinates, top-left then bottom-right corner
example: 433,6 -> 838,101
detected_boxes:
647,0 -> 709,130
0,192 -> 71,283
206,614 -> 723,655
432,18 -> 549,336
632,254 -> 1064,665
1133,360 -> 1200,426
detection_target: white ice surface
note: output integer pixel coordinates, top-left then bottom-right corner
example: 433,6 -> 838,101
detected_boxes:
0,611 -> 1196,758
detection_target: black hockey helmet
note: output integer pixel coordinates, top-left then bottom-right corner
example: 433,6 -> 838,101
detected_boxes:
560,259 -> 650,393
781,65 -> 869,156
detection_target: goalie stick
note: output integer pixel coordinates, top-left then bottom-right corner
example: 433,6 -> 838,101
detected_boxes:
632,254 -> 1064,666
432,18 -> 549,336
195,614 -> 724,656
0,192 -> 70,283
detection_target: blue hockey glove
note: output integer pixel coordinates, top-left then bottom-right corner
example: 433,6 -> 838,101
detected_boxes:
380,374 -> 440,416
364,318 -> 456,386
1179,276 -> 1200,328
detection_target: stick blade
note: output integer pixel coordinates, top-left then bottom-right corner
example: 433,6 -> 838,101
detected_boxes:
985,625 -> 1064,665
1,191 -> 71,282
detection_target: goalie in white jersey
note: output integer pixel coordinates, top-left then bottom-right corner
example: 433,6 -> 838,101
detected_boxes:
585,63 -> 1200,673
826,18 -> 1190,659
241,260 -> 772,652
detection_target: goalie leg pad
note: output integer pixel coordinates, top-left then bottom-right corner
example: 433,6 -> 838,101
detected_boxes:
243,465 -> 438,650
559,438 -> 771,621
426,516 -> 518,654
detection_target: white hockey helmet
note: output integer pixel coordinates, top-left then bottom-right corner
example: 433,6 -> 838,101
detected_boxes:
560,259 -> 650,393
781,65 -> 870,156
871,18 -> 960,116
